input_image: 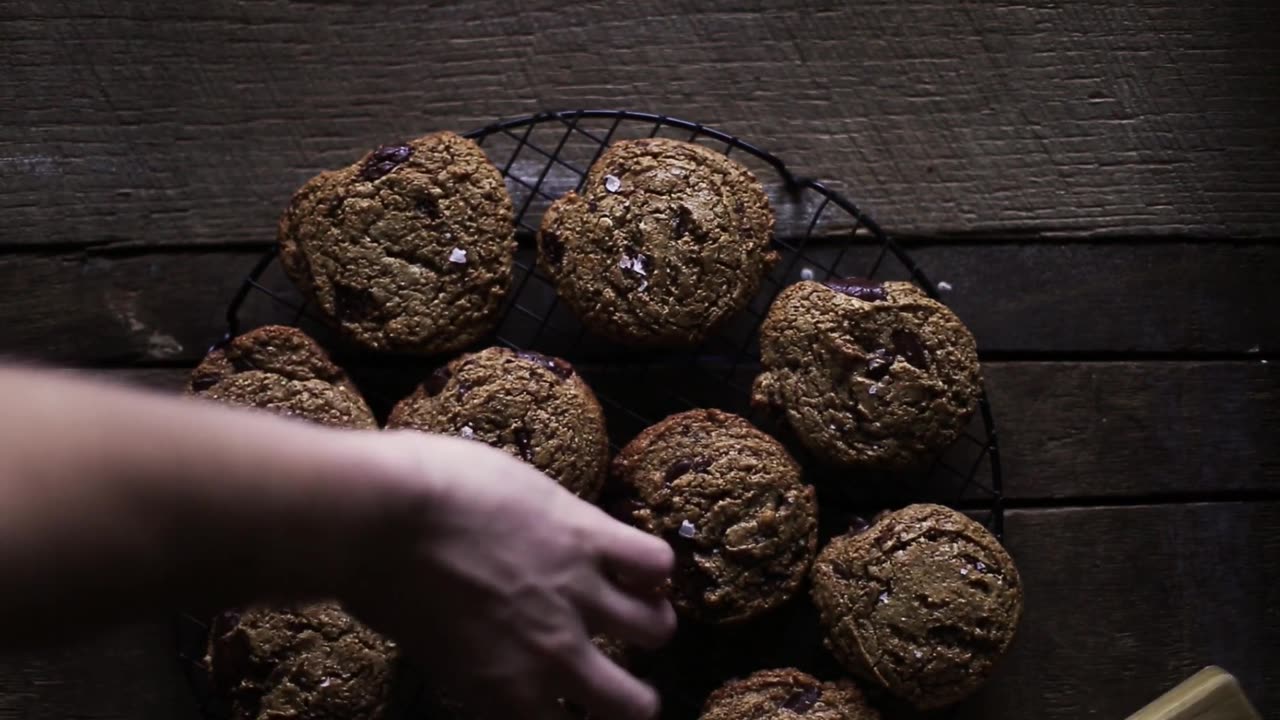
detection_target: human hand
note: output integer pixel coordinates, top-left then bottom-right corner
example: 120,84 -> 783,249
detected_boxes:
345,431 -> 676,720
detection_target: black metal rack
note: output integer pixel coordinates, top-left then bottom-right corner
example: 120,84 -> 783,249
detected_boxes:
180,109 -> 1004,720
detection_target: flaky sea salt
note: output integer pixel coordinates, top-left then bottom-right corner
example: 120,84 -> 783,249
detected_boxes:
960,567 -> 969,576
877,591 -> 890,605
678,520 -> 697,538
448,247 -> 467,264
319,678 -> 332,688
937,281 -> 953,292
975,561 -> 987,572
604,174 -> 622,193
459,425 -> 475,440
800,268 -> 815,281
619,254 -> 648,275
913,650 -> 924,659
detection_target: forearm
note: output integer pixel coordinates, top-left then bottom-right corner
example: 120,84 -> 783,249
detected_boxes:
0,365 -> 413,641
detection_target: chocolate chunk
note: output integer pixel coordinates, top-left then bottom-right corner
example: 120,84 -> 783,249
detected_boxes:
780,686 -> 821,713
415,195 -> 439,219
360,143 -> 413,181
849,515 -> 871,534
190,375 -> 220,393
541,231 -> 565,266
823,277 -> 887,302
866,348 -> 893,380
672,204 -> 696,239
664,457 -> 711,483
513,427 -> 534,461
891,328 -> 929,370
332,282 -> 381,322
424,367 -> 452,396
516,350 -> 575,379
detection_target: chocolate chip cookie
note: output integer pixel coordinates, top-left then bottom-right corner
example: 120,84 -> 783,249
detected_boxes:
700,669 -> 879,720
809,504 -> 1022,709
207,603 -> 397,720
752,279 -> 981,470
279,131 -> 515,355
387,346 -> 609,500
609,409 -> 817,623
537,138 -> 776,347
189,325 -> 376,429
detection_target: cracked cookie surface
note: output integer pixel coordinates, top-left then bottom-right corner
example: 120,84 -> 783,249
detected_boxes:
189,325 -> 375,429
206,603 -> 397,720
387,346 -> 609,501
537,138 -> 776,347
752,280 -> 981,470
699,668 -> 879,720
608,409 -> 816,623
279,131 -> 515,354
809,504 -> 1022,709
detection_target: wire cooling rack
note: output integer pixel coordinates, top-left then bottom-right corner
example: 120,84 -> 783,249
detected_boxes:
179,109 -> 1004,720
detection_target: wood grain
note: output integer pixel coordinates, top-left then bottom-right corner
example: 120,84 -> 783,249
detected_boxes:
0,243 -> 1274,364
1,504 -> 1274,720
2,1 -> 1279,247
76,361 -> 1280,502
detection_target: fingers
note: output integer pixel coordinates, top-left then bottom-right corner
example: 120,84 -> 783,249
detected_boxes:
578,580 -> 677,650
559,642 -> 661,720
583,508 -> 674,588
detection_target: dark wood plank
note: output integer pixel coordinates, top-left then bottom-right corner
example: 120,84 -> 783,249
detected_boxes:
0,244 -> 1275,364
82,361 -> 1280,502
958,503 -> 1280,719
1,504 -> 1274,719
2,2 -> 1279,247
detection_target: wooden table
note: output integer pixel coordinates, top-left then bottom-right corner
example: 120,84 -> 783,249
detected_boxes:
1,3 -> 1277,718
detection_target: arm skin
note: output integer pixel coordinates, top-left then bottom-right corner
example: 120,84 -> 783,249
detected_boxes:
0,365 -> 675,720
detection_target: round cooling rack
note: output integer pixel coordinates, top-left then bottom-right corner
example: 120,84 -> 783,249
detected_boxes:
178,109 -> 1004,720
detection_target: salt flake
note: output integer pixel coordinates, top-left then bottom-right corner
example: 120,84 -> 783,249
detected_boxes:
619,254 -> 648,275
877,591 -> 890,605
975,561 -> 987,572
960,567 -> 969,576
459,425 -> 475,440
604,174 -> 622,193
913,649 -> 924,659
938,281 -> 953,292
319,678 -> 332,688
448,247 -> 468,264
800,268 -> 815,281
678,519 -> 697,538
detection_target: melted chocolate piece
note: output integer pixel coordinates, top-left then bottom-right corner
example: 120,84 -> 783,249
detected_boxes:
823,277 -> 887,302
332,282 -> 381,322
516,350 -> 574,379
672,204 -> 696,239
541,231 -> 565,266
190,375 -> 219,393
891,328 -> 929,370
866,348 -> 893,381
513,427 -> 534,461
664,457 -> 711,483
424,367 -> 452,396
780,686 -> 821,714
360,143 -> 413,181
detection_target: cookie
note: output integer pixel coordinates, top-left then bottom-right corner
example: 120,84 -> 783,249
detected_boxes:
700,669 -> 879,720
537,138 -> 776,347
752,279 -> 981,470
189,325 -> 376,429
387,347 -> 609,500
809,504 -> 1022,709
609,409 -> 817,623
206,603 -> 397,720
279,131 -> 515,354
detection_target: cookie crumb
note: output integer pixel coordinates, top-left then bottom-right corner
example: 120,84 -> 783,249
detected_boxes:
604,174 -> 622,193
448,247 -> 468,264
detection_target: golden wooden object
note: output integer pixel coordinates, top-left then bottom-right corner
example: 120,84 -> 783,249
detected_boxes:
1126,667 -> 1261,720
